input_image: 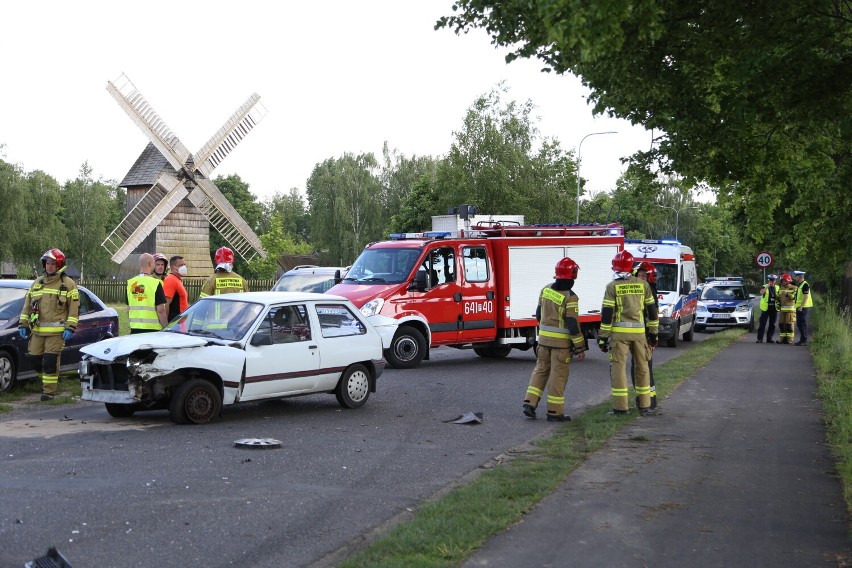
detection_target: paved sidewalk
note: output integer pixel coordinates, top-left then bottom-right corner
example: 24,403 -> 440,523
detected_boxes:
465,336 -> 851,567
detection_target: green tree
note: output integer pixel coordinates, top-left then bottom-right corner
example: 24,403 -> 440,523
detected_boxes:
379,143 -> 439,227
0,155 -> 27,264
210,174 -> 264,275
15,169 -> 65,273
260,188 -> 310,241
247,218 -> 314,278
438,1 -> 852,287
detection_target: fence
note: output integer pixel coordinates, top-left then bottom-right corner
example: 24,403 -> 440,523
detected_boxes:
80,278 -> 276,305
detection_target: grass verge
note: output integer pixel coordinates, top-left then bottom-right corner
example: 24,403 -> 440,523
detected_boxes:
340,328 -> 746,568
811,295 -> 852,517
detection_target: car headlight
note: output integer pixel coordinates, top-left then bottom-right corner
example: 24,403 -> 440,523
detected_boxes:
696,302 -> 708,313
360,298 -> 384,318
736,304 -> 751,312
79,359 -> 91,376
658,305 -> 673,318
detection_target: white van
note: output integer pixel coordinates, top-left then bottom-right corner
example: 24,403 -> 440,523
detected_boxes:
625,239 -> 699,347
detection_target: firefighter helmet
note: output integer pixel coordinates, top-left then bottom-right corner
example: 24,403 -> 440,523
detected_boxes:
153,252 -> 168,263
41,248 -> 66,270
632,261 -> 657,283
555,257 -> 579,280
779,273 -> 792,285
214,247 -> 235,265
611,250 -> 635,273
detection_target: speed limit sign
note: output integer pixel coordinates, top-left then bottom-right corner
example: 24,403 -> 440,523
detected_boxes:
755,251 -> 774,268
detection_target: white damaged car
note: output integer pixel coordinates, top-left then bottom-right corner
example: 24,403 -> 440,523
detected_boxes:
79,292 -> 385,424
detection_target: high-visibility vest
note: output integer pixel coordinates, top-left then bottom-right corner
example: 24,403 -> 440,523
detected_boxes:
127,275 -> 162,331
759,284 -> 780,311
795,280 -> 813,308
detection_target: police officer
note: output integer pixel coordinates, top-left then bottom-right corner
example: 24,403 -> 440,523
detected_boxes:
127,253 -> 169,333
523,257 -> 586,422
632,261 -> 659,409
792,270 -> 812,346
598,251 -> 659,416
199,247 -> 249,299
756,274 -> 780,343
18,249 -> 80,400
777,273 -> 797,344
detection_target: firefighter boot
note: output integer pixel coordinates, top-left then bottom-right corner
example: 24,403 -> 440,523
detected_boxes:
522,403 -> 536,419
546,413 -> 571,422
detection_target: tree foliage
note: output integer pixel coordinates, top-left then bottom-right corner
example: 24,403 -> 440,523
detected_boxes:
211,174 -> 265,275
438,1 -> 852,287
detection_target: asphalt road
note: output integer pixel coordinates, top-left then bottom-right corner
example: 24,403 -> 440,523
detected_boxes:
0,332 -> 715,568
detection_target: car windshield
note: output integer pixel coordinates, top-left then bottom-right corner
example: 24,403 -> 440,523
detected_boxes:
344,248 -> 422,284
701,285 -> 747,301
273,272 -> 338,293
163,298 -> 264,341
0,287 -> 26,323
653,263 -> 678,293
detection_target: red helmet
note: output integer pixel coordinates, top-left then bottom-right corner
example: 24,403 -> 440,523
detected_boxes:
611,250 -> 635,273
41,248 -> 66,270
555,257 -> 579,279
632,261 -> 657,283
779,273 -> 792,285
215,247 -> 235,265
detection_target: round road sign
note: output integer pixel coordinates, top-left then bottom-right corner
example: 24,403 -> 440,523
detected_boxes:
755,251 -> 774,268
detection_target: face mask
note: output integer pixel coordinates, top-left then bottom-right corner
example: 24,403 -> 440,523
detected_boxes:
178,265 -> 188,276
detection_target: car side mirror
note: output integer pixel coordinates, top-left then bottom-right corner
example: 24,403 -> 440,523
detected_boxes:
334,269 -> 342,284
681,281 -> 692,295
409,270 -> 428,291
251,332 -> 272,346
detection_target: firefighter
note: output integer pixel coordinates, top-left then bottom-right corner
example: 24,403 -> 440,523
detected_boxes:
598,251 -> 659,416
199,247 -> 249,299
127,253 -> 169,333
18,249 -> 80,400
792,270 -> 812,346
777,273 -> 797,344
523,257 -> 587,422
631,261 -> 659,409
756,274 -> 780,343
153,252 -> 169,281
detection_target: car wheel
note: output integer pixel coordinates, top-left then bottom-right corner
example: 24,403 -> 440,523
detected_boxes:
384,326 -> 427,369
105,403 -> 137,418
169,379 -> 222,425
666,321 -> 679,348
335,364 -> 371,409
683,322 -> 694,342
0,351 -> 17,392
473,346 -> 512,358
748,316 -> 756,332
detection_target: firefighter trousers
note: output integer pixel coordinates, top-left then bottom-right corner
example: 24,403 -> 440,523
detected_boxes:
525,345 -> 572,416
28,334 -> 64,396
609,336 -> 651,411
779,310 -> 797,344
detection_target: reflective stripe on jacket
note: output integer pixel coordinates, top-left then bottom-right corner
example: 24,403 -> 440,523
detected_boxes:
127,275 -> 163,331
536,285 -> 585,351
795,280 -> 813,308
759,284 -> 780,311
18,270 -> 80,334
600,275 -> 658,337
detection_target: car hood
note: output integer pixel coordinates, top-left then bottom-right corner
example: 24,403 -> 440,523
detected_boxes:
327,282 -> 401,308
80,332 -> 209,361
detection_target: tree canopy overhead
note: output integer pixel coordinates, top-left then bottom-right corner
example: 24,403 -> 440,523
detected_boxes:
438,1 -> 852,284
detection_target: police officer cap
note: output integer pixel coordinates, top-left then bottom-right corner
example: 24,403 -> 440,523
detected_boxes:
768,274 -> 777,280
792,270 -> 806,276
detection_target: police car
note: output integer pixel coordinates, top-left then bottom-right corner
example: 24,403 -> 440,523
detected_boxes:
694,277 -> 756,332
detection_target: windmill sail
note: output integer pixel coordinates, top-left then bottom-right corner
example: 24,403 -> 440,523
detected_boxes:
102,172 -> 188,263
190,178 -> 265,262
194,94 -> 267,179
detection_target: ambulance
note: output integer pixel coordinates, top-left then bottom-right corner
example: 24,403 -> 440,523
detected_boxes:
328,223 -> 625,368
625,239 -> 699,347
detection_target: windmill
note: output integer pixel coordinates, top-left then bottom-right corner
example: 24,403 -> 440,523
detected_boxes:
103,73 -> 267,276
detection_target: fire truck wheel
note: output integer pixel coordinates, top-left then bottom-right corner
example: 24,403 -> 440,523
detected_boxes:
385,326 -> 426,369
473,346 -> 512,358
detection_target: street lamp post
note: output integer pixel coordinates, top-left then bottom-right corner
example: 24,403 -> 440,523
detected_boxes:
576,131 -> 617,224
656,204 -> 698,241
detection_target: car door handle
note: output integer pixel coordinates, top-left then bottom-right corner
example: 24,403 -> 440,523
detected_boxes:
309,345 -> 318,350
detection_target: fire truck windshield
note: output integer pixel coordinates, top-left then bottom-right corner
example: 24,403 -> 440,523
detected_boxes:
344,248 -> 421,284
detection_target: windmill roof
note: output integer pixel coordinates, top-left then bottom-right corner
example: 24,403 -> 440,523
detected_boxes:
120,143 -> 175,187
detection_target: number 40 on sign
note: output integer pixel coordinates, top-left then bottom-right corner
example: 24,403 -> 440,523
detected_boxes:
755,251 -> 774,268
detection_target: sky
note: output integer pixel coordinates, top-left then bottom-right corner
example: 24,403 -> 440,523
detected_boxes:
1,1 -> 653,208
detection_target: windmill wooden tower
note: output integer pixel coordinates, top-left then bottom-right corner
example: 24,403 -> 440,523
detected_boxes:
103,73 -> 267,276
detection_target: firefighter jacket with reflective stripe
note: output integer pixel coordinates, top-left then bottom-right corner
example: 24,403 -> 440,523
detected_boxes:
127,274 -> 163,331
19,270 -> 80,335
199,270 -> 248,299
779,284 -> 798,312
795,280 -> 813,308
536,284 -> 586,351
600,274 -> 658,338
759,283 -> 780,312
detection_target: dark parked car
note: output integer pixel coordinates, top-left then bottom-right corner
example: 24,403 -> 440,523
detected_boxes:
0,279 -> 119,391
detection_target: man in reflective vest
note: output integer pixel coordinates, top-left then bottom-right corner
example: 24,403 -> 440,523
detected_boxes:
126,253 -> 168,333
18,249 -> 80,400
756,274 -> 780,343
792,270 -> 812,346
777,273 -> 797,344
523,257 -> 587,422
199,247 -> 249,299
598,251 -> 659,416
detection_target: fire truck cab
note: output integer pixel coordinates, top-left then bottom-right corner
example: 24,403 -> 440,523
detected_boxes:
328,223 -> 624,368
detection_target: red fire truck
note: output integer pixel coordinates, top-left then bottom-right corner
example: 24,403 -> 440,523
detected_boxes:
327,223 -> 625,368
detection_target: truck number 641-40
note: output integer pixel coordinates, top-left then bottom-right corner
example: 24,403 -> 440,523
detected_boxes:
464,301 -> 493,315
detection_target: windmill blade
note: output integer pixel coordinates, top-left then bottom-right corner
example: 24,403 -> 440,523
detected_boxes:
107,73 -> 193,174
189,178 -> 267,262
193,94 -> 267,178
102,171 -> 188,263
